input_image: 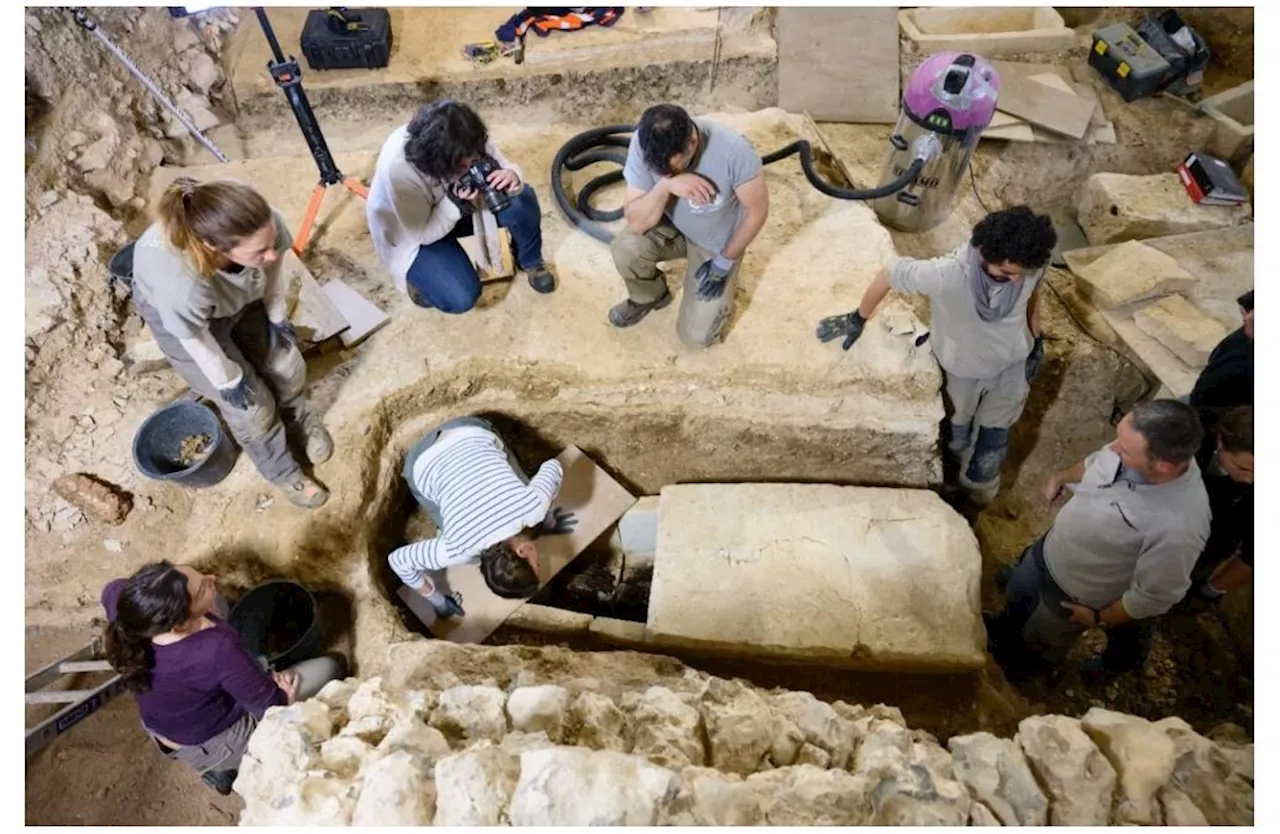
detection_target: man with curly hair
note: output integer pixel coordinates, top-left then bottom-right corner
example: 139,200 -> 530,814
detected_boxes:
817,206 -> 1057,505
367,100 -> 556,312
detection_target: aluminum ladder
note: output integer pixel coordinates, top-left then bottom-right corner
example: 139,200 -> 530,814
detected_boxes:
25,639 -> 124,757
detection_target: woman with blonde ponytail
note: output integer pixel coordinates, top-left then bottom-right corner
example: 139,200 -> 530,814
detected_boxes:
127,178 -> 331,507
102,563 -> 344,795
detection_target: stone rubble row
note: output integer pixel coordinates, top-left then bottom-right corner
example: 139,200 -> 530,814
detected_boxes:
235,675 -> 1253,826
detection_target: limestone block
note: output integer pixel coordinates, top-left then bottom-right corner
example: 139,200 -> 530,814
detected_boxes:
246,700 -> 333,776
508,746 -> 681,826
238,772 -> 359,826
852,719 -> 970,825
506,685 -> 571,742
314,677 -> 359,722
1160,786 -> 1209,826
853,717 -> 913,775
339,714 -> 390,745
1076,172 -> 1251,246
1017,715 -> 1115,826
433,742 -> 521,826
352,750 -> 437,826
568,691 -> 629,752
768,716 -> 806,767
320,735 -> 376,778
700,690 -> 775,774
770,691 -> 856,767
623,686 -> 705,768
746,764 -> 873,825
499,731 -> 557,756
430,684 -> 508,744
648,484 -> 985,670
1155,717 -> 1254,825
969,801 -> 1002,826
377,716 -> 451,766
1132,295 -> 1229,368
1081,707 -> 1176,825
1072,240 -> 1198,309
947,732 -> 1049,826
664,767 -> 765,825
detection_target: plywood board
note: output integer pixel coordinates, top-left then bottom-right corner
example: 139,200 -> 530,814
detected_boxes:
290,256 -> 350,347
321,280 -> 390,348
996,66 -> 1096,138
777,7 -> 900,124
399,445 -> 637,644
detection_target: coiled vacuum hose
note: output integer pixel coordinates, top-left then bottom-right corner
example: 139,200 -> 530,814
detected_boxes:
551,125 -> 927,244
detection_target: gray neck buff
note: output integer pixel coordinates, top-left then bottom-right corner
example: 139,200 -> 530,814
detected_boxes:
968,245 -> 1026,323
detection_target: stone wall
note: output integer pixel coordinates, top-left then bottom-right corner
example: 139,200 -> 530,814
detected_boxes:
235,641 -> 1253,826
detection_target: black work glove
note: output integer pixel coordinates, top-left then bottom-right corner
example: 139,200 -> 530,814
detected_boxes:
1026,334 -> 1045,382
220,377 -> 255,411
543,507 -> 578,535
269,319 -> 298,352
816,310 -> 866,351
694,257 -> 733,301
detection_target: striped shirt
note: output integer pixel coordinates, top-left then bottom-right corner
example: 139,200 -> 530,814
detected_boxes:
388,433 -> 563,588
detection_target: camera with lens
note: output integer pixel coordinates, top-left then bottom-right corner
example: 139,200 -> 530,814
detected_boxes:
459,155 -> 511,214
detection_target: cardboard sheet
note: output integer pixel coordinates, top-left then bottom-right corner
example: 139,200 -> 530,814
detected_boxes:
398,444 -> 637,644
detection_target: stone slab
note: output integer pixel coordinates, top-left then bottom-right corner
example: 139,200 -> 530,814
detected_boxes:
900,7 -> 1074,57
398,445 -> 636,644
647,483 -> 985,671
1075,172 -> 1253,247
1131,295 -> 1229,369
777,7 -> 899,124
1072,240 -> 1197,309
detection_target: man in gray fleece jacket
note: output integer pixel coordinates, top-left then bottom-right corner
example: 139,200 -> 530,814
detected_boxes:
989,399 -> 1210,679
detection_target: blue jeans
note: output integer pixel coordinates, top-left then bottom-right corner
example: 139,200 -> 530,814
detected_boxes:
405,187 -> 545,314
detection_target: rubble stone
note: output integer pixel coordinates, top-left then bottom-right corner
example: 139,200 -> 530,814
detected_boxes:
948,731 -> 1049,826
747,765 -> 873,825
1082,708 -> 1176,825
568,691 -> 629,752
1017,714 -> 1116,826
701,689 -> 775,774
433,743 -> 521,826
508,746 -> 681,826
506,685 -> 570,742
430,684 -> 508,744
351,750 -> 436,825
623,686 -> 705,769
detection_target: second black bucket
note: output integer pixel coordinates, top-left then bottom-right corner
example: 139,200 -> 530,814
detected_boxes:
228,580 -> 324,670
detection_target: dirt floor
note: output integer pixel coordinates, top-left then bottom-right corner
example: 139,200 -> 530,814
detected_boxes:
25,8 -> 1253,826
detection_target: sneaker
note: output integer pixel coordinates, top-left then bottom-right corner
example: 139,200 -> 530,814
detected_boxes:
280,476 -> 329,509
526,265 -> 557,294
293,411 -> 333,465
435,591 -> 465,619
608,290 -> 672,328
202,768 -> 237,796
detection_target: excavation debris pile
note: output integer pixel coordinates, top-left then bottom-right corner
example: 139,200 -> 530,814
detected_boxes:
235,642 -> 1253,826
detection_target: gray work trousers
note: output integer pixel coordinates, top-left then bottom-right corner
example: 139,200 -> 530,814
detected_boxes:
611,221 -> 741,348
943,361 -> 1030,495
135,297 -> 310,486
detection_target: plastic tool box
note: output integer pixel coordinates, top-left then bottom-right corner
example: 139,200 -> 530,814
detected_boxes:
1088,23 -> 1170,102
301,8 -> 393,71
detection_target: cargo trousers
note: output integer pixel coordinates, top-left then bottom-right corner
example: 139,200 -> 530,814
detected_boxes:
611,220 -> 741,348
942,360 -> 1031,500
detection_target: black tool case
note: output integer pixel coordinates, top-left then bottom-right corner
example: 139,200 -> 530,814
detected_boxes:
300,8 -> 393,71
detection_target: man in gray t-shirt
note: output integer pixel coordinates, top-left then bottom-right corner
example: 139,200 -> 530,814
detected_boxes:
816,207 -> 1057,505
608,104 -> 769,347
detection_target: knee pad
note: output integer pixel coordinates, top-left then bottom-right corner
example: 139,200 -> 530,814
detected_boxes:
965,425 -> 1010,486
945,420 -> 973,455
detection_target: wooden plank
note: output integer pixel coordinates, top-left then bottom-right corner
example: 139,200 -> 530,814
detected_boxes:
321,280 -> 390,348
399,445 -> 637,644
996,67 -> 1096,139
777,7 -> 899,124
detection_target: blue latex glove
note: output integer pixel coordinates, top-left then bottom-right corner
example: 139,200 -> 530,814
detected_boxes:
220,376 -> 255,411
816,310 -> 866,351
1026,334 -> 1045,382
269,319 -> 298,351
694,254 -> 735,301
543,507 -> 578,534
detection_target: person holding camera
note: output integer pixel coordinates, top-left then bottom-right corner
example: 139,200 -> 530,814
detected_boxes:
367,100 -> 556,313
609,103 -> 769,348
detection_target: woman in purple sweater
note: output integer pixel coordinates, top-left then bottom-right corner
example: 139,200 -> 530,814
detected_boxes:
103,562 -> 343,794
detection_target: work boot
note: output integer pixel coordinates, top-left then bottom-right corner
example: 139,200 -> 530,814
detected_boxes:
201,768 -> 237,796
291,410 -> 333,466
608,289 -> 672,328
280,475 -> 329,509
526,265 -> 557,294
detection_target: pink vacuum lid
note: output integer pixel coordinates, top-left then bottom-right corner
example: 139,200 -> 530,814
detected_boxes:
902,51 -> 1001,132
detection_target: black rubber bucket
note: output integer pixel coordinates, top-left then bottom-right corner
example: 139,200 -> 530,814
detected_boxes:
132,400 -> 238,488
228,580 -> 323,670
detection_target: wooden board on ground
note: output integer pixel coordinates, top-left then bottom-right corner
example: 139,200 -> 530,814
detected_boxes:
995,66 -> 1096,139
777,7 -> 899,123
288,253 -> 351,347
1062,226 -> 1254,398
399,445 -> 638,644
321,280 -> 390,348
459,227 -> 516,280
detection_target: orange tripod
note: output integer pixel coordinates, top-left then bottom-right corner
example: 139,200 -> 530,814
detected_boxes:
255,7 -> 368,257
